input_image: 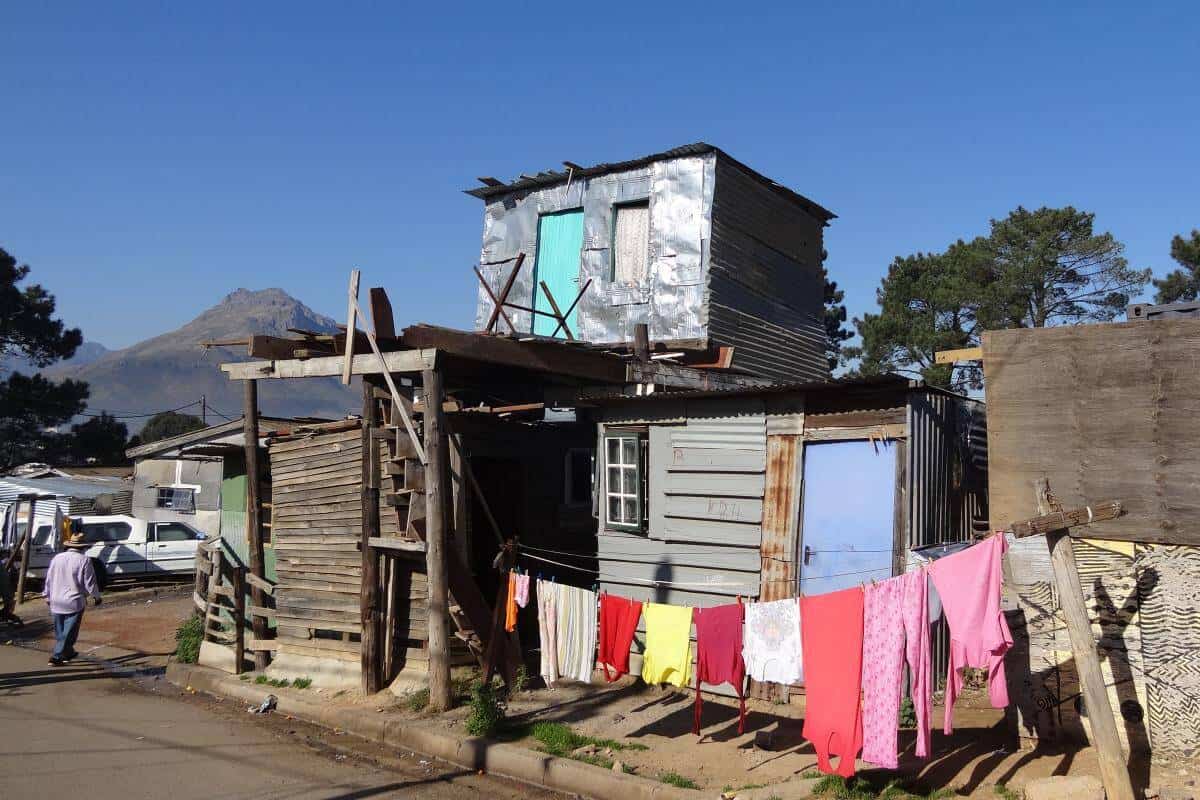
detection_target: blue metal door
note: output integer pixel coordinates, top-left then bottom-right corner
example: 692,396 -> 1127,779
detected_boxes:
532,210 -> 584,337
798,441 -> 897,594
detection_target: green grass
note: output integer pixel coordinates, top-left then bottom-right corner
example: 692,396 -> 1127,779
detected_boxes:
993,785 -> 1019,800
404,673 -> 479,712
658,771 -> 699,789
723,783 -> 766,794
802,771 -> 823,779
254,674 -> 269,685
499,721 -> 645,772
173,614 -> 203,664
811,775 -> 958,800
239,674 -> 249,681
291,677 -> 312,690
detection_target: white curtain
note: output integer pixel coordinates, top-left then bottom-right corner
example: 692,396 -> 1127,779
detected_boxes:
613,204 -> 649,285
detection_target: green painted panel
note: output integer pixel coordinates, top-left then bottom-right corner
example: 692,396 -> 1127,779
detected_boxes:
532,209 -> 584,337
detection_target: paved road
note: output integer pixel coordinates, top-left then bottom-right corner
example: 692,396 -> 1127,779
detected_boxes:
0,642 -> 561,800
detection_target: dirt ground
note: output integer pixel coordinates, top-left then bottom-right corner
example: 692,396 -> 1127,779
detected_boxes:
12,591 -> 1198,799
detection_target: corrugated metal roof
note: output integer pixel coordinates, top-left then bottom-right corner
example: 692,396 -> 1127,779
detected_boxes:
580,374 -> 919,404
0,475 -> 127,500
125,416 -> 297,459
464,142 -> 836,222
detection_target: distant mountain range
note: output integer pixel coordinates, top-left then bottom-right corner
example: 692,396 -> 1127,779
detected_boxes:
37,288 -> 359,432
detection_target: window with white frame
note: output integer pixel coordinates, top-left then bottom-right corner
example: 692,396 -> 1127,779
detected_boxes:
611,201 -> 649,285
155,486 -> 196,513
604,433 -> 644,531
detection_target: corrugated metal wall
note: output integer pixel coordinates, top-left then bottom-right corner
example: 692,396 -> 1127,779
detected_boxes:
707,156 -> 829,383
597,402 -> 766,694
907,390 -> 989,687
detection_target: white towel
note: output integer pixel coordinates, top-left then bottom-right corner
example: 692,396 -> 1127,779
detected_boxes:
554,583 -> 598,684
742,597 -> 803,684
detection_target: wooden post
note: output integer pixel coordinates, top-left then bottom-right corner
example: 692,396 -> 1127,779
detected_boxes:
232,565 -> 246,674
448,432 -> 470,566
1034,481 -> 1134,800
361,377 -> 383,694
243,379 -> 269,670
423,364 -> 452,712
15,497 -> 36,603
342,269 -> 361,385
633,323 -> 650,363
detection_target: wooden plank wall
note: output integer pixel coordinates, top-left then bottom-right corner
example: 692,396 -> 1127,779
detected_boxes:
268,424 -> 397,664
984,320 -> 1200,754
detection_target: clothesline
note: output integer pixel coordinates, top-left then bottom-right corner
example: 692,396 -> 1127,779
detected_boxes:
519,543 -> 898,559
518,550 -> 895,589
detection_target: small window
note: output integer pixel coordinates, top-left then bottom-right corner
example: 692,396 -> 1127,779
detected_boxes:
564,448 -> 594,507
32,524 -> 54,547
153,522 -> 198,542
156,487 -> 196,514
612,201 -> 649,285
604,433 -> 644,531
81,522 -> 132,543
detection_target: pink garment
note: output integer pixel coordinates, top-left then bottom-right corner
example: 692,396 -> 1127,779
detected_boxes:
860,571 -> 931,769
929,535 -> 1013,734
514,572 -> 530,608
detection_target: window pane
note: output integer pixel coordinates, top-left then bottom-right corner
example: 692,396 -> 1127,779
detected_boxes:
156,523 -> 195,542
607,467 -> 621,493
613,202 -> 649,285
622,468 -> 638,494
608,497 -> 622,522
622,497 -> 638,522
622,439 -> 636,463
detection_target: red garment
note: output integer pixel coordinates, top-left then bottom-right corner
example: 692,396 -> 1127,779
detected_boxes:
801,587 -> 865,778
693,603 -> 747,735
597,594 -> 643,682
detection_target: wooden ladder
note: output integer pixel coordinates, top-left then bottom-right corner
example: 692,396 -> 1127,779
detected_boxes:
376,393 -> 495,670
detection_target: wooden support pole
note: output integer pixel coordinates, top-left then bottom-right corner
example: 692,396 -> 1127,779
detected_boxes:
537,280 -> 574,341
361,377 -> 383,694
242,379 -> 269,670
15,497 -> 36,603
423,364 -> 452,712
483,253 -> 524,334
342,269 -> 361,385
548,279 -> 592,339
232,566 -> 246,675
1034,481 -> 1134,800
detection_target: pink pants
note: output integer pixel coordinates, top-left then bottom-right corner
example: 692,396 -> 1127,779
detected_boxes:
861,570 -> 931,768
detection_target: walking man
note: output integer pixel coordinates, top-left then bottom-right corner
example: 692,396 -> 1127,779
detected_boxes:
42,528 -> 101,666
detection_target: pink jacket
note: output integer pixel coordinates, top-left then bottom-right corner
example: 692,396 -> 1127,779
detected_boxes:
928,535 -> 1012,733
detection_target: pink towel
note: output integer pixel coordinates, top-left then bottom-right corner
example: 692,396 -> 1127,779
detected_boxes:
929,535 -> 1012,734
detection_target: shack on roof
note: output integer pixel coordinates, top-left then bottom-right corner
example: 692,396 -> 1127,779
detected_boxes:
468,143 -> 836,383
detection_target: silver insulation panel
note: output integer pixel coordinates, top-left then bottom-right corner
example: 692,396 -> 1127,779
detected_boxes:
474,153 -> 716,344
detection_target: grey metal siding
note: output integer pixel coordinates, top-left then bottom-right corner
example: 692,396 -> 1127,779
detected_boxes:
707,155 -> 829,382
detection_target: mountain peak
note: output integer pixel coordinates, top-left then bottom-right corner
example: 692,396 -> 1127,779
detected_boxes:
218,287 -> 297,308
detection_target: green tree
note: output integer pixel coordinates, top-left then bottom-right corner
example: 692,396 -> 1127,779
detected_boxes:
822,262 -> 854,372
138,410 -> 206,445
1152,230 -> 1200,303
847,240 -> 989,390
849,207 -> 1148,390
983,206 -> 1149,328
70,412 -> 130,465
0,247 -> 90,469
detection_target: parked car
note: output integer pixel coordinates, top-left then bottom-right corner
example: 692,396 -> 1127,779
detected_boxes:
22,514 -> 206,587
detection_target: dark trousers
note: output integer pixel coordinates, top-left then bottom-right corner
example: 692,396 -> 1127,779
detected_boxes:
52,610 -> 84,659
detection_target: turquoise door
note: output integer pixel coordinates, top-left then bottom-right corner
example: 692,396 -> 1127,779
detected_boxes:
532,210 -> 584,337
799,441 -> 897,594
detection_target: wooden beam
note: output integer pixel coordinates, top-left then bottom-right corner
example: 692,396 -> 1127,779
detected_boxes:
934,346 -> 983,364
484,253 -> 524,334
449,435 -> 504,548
245,571 -> 274,596
15,498 -> 36,602
350,294 -> 427,464
549,279 -> 592,339
1009,500 -> 1124,538
474,267 -> 517,334
243,380 -> 269,670
368,537 -> 426,554
221,348 -> 437,381
360,378 -> 383,694
1031,482 -> 1134,800
232,566 -> 246,675
247,335 -> 305,360
342,269 -> 361,385
633,323 -> 650,363
537,280 -> 575,341
368,287 -> 396,341
401,325 -> 627,384
423,365 -> 452,711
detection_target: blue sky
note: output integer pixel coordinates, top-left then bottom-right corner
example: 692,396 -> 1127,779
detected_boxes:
1,2 -> 1197,350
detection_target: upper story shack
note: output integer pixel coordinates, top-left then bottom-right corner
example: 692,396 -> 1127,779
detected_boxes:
467,143 -> 836,383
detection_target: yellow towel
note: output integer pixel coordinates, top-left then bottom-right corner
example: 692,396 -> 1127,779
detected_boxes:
641,602 -> 693,687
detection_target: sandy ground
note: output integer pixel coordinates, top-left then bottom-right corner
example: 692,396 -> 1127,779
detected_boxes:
11,589 -> 1198,799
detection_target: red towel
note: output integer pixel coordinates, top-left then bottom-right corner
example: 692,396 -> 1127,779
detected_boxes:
693,603 -> 747,735
598,594 -> 643,682
801,587 -> 865,777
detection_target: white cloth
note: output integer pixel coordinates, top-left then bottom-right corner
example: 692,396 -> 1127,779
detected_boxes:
52,506 -> 64,554
554,583 -> 598,684
537,579 -> 559,687
742,597 -> 803,684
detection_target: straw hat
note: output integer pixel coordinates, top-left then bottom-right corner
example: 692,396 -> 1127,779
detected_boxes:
62,530 -> 89,548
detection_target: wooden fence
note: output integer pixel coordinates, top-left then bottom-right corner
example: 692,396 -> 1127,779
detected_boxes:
193,538 -> 277,673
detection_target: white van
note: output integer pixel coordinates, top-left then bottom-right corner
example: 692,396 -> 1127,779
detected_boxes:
22,514 -> 205,586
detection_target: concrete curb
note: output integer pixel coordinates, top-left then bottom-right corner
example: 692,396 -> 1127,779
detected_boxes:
168,662 -> 702,800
